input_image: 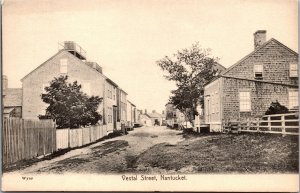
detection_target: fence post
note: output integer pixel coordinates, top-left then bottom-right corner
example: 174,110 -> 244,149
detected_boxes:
268,115 -> 271,132
68,127 -> 70,148
256,118 -> 260,132
282,115 -> 286,135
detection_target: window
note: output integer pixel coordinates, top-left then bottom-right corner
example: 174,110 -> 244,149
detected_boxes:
60,59 -> 68,74
254,64 -> 263,80
239,91 -> 251,112
81,82 -> 91,96
289,90 -> 298,109
289,63 -> 298,77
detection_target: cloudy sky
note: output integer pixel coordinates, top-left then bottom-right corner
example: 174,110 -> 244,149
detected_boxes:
3,0 -> 298,113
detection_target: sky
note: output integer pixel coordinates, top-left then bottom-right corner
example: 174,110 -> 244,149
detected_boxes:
3,0 -> 298,113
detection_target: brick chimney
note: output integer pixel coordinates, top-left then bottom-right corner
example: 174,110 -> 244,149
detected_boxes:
145,109 -> 147,114
3,75 -> 8,90
254,30 -> 267,49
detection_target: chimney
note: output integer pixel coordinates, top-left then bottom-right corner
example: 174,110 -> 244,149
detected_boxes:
162,110 -> 165,115
3,75 -> 8,90
254,30 -> 267,49
152,110 -> 156,113
145,109 -> 147,114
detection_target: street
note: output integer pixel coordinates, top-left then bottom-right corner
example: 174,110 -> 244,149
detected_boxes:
6,126 -> 298,174
9,126 -> 184,174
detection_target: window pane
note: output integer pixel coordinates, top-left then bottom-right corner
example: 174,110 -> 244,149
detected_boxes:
254,64 -> 263,72
239,91 -> 251,111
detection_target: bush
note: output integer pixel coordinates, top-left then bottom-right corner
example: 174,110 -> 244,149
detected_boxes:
265,101 -> 289,115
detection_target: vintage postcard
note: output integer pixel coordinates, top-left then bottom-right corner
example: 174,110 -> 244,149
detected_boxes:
1,0 -> 299,191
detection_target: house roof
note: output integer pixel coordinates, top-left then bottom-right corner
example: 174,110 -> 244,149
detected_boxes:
21,50 -> 65,82
3,88 -> 22,107
221,38 -> 298,76
21,49 -> 107,82
146,112 -> 164,118
106,78 -> 119,87
205,38 -> 298,88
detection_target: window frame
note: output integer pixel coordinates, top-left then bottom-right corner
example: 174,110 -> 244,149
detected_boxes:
254,64 -> 263,80
239,91 -> 251,112
288,90 -> 298,110
289,63 -> 298,77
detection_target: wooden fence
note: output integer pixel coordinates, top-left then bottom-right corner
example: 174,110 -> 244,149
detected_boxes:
223,113 -> 299,135
3,118 -> 56,166
56,124 -> 108,150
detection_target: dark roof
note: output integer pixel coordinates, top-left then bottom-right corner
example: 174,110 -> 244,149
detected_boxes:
220,75 -> 299,88
3,88 -> 22,107
221,38 -> 298,76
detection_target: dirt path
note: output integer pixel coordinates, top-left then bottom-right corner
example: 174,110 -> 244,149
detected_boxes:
8,126 -> 184,174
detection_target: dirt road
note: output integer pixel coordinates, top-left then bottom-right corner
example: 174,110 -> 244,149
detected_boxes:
6,126 -> 298,174
9,126 -> 184,174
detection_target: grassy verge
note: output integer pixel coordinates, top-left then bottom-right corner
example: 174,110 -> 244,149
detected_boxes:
136,132 -> 298,173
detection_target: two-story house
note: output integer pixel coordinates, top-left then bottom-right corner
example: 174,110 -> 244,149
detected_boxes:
21,42 -> 106,120
105,78 -> 118,133
204,30 -> 298,132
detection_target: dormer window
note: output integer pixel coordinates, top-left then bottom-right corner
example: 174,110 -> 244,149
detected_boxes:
254,64 -> 263,80
289,63 -> 298,77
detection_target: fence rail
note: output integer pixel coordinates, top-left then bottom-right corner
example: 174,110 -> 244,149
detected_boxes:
223,113 -> 299,135
3,118 -> 56,166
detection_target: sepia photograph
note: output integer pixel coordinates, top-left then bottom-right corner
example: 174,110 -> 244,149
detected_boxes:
1,0 -> 299,191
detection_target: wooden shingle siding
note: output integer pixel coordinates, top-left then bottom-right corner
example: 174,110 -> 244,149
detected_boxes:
223,39 -> 298,86
222,77 -> 293,122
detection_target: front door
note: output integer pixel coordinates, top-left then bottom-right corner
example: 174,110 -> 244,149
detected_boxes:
113,106 -> 117,130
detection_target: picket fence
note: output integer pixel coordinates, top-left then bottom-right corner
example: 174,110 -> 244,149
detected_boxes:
56,125 -> 108,150
3,118 -> 56,166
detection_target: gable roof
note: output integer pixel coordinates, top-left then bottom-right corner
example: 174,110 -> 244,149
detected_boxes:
21,49 -> 107,82
21,50 -> 65,82
146,112 -> 164,118
221,38 -> 298,76
3,88 -> 22,107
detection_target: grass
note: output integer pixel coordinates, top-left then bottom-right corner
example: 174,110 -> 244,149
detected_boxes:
136,132 -> 298,173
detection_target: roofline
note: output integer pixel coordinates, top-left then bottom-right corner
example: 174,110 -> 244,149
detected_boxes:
221,38 -> 298,76
220,75 -> 299,88
214,62 -> 226,71
21,50 -> 65,82
119,88 -> 128,95
127,100 -> 136,107
106,78 -> 119,87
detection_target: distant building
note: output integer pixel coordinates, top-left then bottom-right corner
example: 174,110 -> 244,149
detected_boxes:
146,110 -> 165,126
140,114 -> 152,127
2,76 -> 22,118
204,30 -> 298,132
165,103 -> 185,127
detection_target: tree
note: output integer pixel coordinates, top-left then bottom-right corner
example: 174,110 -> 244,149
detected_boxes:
265,101 -> 289,115
157,43 -> 219,122
40,75 -> 103,128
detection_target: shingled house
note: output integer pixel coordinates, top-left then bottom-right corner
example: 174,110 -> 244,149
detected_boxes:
204,30 -> 298,132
